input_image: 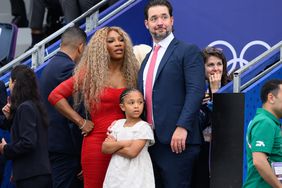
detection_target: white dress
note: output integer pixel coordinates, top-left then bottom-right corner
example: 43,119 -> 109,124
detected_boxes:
103,119 -> 155,188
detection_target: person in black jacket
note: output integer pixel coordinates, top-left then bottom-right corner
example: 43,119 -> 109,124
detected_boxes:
0,65 -> 52,188
0,80 -> 7,184
39,26 -> 86,188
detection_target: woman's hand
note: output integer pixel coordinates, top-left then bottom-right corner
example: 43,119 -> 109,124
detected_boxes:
80,119 -> 94,136
2,103 -> 11,119
209,72 -> 222,93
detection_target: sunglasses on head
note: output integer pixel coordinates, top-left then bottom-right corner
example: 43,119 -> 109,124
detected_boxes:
205,47 -> 223,54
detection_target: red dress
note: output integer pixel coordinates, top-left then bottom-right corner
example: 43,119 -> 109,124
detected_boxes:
48,77 -> 125,188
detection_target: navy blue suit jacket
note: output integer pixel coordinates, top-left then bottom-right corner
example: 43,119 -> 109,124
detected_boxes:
138,38 -> 205,145
39,51 -> 82,155
3,101 -> 51,181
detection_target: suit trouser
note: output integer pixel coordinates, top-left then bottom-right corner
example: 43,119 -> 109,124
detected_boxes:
149,136 -> 200,188
16,174 -> 52,188
29,0 -> 62,29
49,152 -> 83,188
10,0 -> 27,19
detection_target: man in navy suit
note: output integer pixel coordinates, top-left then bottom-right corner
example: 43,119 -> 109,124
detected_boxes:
39,27 -> 86,188
138,0 -> 206,187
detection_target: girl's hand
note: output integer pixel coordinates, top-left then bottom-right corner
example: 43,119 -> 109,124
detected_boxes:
104,135 -> 116,142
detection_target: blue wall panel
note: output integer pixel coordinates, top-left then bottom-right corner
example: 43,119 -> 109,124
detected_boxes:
170,0 -> 282,74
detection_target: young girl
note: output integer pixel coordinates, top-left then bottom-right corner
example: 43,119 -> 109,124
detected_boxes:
102,88 -> 155,188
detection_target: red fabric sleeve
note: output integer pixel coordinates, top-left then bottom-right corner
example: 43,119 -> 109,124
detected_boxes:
48,76 -> 74,105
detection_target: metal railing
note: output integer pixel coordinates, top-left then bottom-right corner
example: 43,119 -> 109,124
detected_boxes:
0,0 -> 137,77
233,40 -> 282,93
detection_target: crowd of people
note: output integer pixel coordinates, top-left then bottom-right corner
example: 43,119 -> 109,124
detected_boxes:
9,0 -> 118,48
0,0 -> 281,188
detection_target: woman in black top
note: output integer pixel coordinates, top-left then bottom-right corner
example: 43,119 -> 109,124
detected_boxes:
0,65 -> 52,188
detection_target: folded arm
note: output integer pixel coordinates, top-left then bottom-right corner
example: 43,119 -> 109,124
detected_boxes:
115,139 -> 146,159
102,137 -> 131,155
102,136 -> 147,159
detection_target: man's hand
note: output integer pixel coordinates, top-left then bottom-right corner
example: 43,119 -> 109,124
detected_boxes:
77,170 -> 83,181
170,127 -> 188,154
0,138 -> 7,154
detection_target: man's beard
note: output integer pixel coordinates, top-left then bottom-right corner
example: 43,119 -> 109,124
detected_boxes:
151,30 -> 171,41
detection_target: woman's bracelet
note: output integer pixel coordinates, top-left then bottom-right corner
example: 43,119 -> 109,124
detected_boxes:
80,119 -> 87,130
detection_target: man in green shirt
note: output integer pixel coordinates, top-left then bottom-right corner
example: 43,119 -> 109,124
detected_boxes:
244,79 -> 282,188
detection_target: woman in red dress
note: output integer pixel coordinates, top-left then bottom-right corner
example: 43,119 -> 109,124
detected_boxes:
48,26 -> 139,188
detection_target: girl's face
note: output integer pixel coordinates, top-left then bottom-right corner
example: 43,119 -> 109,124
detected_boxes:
120,91 -> 144,119
9,78 -> 15,93
106,30 -> 125,61
205,56 -> 223,79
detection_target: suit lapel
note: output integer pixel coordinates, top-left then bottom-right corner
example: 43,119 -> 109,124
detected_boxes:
138,52 -> 152,94
155,38 -> 178,81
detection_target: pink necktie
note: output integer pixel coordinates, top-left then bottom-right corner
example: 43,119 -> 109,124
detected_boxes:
145,45 -> 160,125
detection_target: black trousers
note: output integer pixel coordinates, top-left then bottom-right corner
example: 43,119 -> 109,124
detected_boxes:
149,135 -> 200,188
192,142 -> 210,188
16,175 -> 52,188
49,152 -> 83,188
10,0 -> 27,18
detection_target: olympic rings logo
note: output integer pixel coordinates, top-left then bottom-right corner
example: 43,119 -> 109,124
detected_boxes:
208,40 -> 271,74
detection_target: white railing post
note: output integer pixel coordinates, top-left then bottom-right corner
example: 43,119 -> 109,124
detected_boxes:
280,46 -> 282,61
86,11 -> 99,33
31,45 -> 45,69
233,71 -> 241,93
232,41 -> 282,92
0,0 -> 137,75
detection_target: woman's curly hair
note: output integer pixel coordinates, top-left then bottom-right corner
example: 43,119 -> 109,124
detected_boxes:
73,26 -> 139,111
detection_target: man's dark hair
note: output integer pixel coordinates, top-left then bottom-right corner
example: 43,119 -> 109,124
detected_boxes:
144,0 -> 173,20
260,79 -> 282,103
61,26 -> 87,48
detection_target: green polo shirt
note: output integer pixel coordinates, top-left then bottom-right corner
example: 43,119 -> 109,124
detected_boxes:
243,108 -> 282,188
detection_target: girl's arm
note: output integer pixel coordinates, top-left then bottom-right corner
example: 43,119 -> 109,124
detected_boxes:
115,139 -> 147,159
101,136 -> 132,154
